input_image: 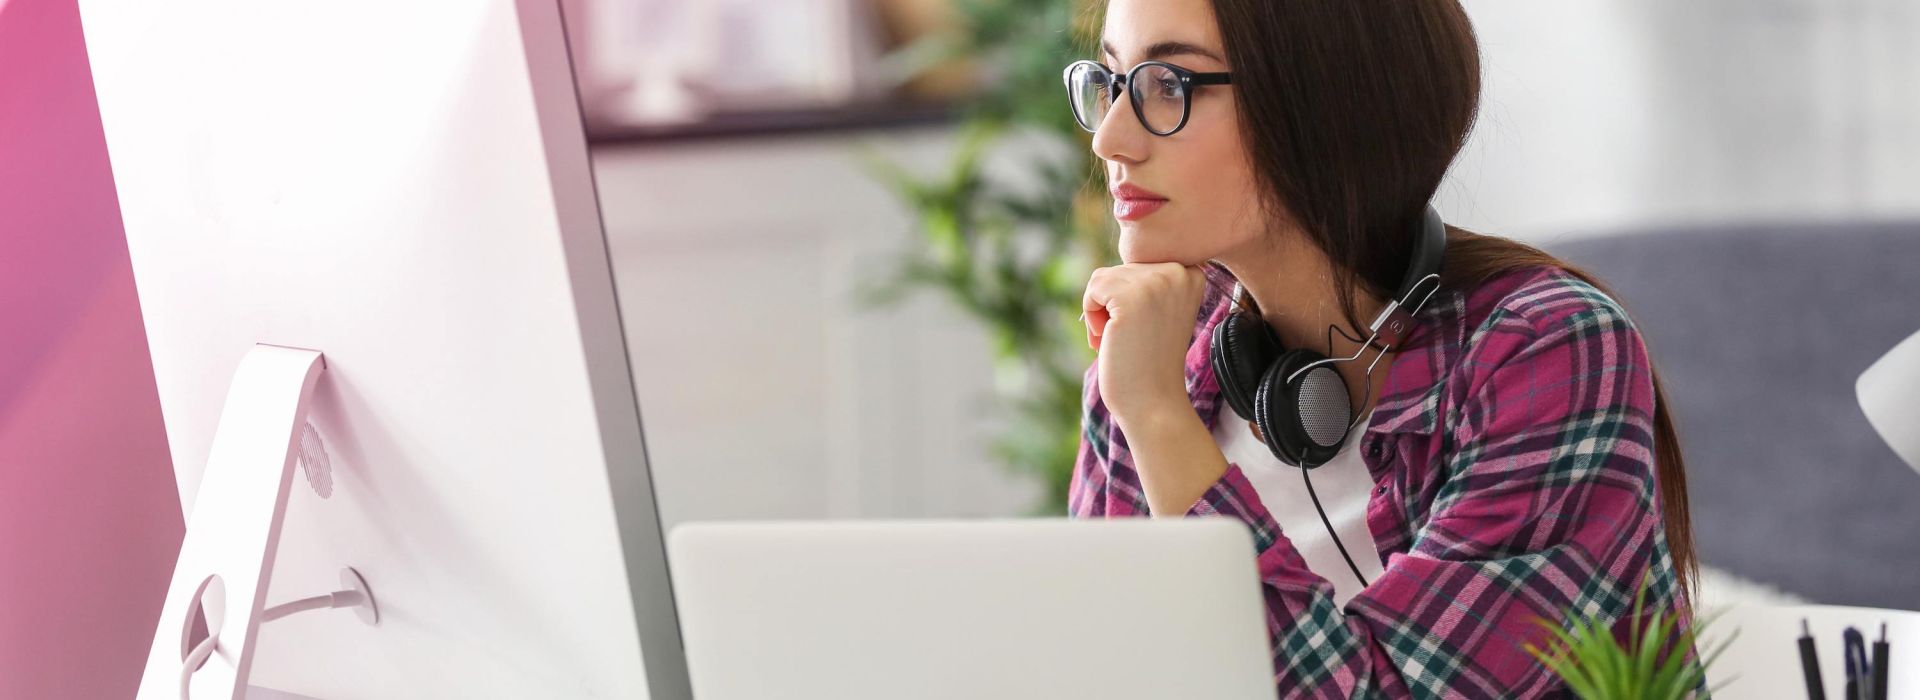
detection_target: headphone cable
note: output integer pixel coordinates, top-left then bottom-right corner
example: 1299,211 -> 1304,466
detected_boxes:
1301,466 -> 1371,588
1301,336 -> 1374,591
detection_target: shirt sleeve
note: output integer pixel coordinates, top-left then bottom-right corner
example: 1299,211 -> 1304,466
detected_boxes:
1069,360 -> 1142,519
1083,297 -> 1698,697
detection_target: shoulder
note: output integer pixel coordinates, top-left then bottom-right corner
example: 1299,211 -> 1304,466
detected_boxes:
1445,265 -> 1656,437
1459,265 -> 1643,367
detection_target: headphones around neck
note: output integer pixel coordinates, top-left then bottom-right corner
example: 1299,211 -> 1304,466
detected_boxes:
1209,204 -> 1448,470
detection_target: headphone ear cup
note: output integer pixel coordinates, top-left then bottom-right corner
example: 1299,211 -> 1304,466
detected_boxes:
1256,350 -> 1349,469
1209,311 -> 1279,421
1252,350 -> 1305,468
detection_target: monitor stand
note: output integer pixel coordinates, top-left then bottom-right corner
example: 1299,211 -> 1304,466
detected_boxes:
139,344 -> 379,700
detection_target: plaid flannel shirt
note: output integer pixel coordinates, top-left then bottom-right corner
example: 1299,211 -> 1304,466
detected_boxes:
1070,263 -> 1700,698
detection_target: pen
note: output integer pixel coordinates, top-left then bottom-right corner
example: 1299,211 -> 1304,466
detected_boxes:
1873,623 -> 1889,700
1844,626 -> 1866,700
1803,619 -> 1828,700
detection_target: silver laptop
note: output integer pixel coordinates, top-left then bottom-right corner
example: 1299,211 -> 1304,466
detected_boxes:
666,518 -> 1277,700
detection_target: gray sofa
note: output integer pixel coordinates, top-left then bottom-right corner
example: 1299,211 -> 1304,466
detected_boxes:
1545,219 -> 1920,610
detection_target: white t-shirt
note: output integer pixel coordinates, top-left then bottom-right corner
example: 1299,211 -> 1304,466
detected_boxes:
1210,409 -> 1386,608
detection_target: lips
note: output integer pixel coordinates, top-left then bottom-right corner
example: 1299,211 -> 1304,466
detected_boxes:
1109,182 -> 1168,222
1113,198 -> 1167,221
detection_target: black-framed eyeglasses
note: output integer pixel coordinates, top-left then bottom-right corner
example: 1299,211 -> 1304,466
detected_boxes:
1062,59 -> 1233,136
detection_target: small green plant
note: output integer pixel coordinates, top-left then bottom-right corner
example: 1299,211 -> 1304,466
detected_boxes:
1525,579 -> 1736,699
856,0 -> 1115,514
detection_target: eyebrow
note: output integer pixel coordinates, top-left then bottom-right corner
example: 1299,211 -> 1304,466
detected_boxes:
1100,39 -> 1225,66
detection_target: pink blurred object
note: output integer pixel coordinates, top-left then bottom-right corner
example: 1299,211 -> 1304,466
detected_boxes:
0,0 -> 184,698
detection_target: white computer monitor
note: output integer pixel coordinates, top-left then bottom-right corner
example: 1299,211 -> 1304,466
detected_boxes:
77,0 -> 687,697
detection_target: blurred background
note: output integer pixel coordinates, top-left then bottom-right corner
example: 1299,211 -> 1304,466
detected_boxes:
563,0 -> 1920,612
5,0 -> 1918,696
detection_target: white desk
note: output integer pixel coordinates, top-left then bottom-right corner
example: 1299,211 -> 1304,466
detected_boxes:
236,603 -> 1919,699
1708,604 -> 1920,698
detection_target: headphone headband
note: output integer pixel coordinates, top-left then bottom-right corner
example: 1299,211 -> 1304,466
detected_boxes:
1366,204 -> 1447,346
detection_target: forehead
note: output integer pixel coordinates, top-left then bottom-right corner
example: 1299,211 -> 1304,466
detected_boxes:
1100,0 -> 1226,67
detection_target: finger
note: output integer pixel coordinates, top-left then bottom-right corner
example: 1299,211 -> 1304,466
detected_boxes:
1085,306 -> 1109,350
1167,262 -> 1207,292
1082,268 -> 1115,350
1085,264 -> 1150,311
1082,267 -> 1109,315
1127,261 -> 1184,296
1185,263 -> 1211,293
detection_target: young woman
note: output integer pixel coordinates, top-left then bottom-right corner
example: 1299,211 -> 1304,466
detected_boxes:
1067,0 -> 1701,696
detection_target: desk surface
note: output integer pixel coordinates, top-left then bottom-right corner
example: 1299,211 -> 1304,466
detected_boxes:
1707,604 -> 1920,698
246,603 -> 1920,699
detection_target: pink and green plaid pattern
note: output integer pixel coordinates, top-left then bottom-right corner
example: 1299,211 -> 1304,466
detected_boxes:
1070,263 -> 1701,698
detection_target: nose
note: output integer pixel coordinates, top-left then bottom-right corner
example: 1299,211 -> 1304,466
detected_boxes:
1090,87 -> 1148,166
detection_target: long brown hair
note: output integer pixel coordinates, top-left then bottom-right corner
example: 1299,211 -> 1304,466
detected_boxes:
1189,0 -> 1698,597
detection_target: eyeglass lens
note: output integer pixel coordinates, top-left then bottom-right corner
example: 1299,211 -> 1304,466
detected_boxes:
1068,63 -> 1187,135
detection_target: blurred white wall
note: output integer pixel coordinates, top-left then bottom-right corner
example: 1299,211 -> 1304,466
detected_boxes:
1445,0 -> 1920,240
594,129 -> 1042,528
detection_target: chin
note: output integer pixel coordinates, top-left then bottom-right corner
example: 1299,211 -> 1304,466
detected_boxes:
1116,227 -> 1160,264
1117,228 -> 1202,266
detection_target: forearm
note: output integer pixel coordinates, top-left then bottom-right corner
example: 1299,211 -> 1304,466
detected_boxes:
1112,405 -> 1230,517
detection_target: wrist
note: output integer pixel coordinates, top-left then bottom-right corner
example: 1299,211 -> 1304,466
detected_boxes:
1111,403 -> 1228,516
1110,389 -> 1194,436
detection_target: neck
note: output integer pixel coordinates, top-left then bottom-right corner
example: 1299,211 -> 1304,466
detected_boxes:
1215,237 -> 1399,421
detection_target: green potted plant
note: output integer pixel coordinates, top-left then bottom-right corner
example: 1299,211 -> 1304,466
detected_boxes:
1525,580 -> 1736,698
857,0 -> 1115,514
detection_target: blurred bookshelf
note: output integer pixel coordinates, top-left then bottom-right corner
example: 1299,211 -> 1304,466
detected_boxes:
571,0 -> 979,145
585,96 -> 962,144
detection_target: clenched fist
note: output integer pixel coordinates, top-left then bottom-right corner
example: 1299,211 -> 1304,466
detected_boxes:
1082,262 -> 1211,427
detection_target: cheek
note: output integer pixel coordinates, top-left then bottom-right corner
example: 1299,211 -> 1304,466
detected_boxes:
1176,134 -> 1264,245
1195,127 -> 1258,202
